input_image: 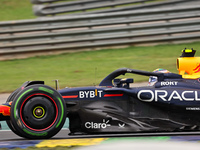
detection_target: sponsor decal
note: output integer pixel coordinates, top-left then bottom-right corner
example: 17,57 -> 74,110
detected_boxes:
63,95 -> 78,98
63,90 -> 123,99
186,107 -> 200,111
127,69 -> 132,73
193,63 -> 200,73
79,89 -> 103,98
118,123 -> 125,128
104,94 -> 123,97
137,90 -> 200,102
38,87 -> 54,94
160,81 -> 178,86
85,119 -> 111,129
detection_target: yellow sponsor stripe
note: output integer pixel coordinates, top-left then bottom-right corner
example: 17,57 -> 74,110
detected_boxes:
36,138 -> 107,148
95,89 -> 97,96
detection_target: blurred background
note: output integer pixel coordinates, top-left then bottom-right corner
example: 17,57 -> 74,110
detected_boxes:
0,0 -> 200,93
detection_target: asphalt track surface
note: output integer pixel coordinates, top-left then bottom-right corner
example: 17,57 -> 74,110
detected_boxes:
0,93 -> 9,104
2,126 -> 200,141
0,129 -> 70,141
3,129 -> 200,150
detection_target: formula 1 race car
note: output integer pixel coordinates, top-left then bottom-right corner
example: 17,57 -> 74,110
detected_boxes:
1,48 -> 200,139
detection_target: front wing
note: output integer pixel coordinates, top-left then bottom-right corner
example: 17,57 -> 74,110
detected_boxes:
0,102 -> 11,121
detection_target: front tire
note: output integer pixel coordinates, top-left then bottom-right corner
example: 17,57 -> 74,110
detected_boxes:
6,89 -> 23,137
10,84 -> 66,139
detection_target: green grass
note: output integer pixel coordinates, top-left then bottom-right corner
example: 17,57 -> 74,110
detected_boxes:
0,0 -> 36,21
0,41 -> 200,93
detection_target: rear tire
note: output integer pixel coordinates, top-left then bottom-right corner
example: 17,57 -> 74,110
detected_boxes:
10,84 -> 67,139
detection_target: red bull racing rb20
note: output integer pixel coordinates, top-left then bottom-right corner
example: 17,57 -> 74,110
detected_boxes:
1,49 -> 200,139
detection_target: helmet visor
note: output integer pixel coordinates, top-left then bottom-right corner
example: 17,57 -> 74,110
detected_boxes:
148,76 -> 157,86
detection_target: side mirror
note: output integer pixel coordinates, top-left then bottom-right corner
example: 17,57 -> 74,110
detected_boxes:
114,78 -> 134,88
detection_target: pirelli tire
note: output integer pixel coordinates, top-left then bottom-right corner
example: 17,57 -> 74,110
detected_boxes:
10,84 -> 67,139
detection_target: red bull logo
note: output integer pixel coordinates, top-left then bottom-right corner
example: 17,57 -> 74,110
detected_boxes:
193,63 -> 200,73
0,105 -> 11,116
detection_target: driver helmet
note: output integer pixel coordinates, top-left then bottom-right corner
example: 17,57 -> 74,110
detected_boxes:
148,68 -> 171,86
